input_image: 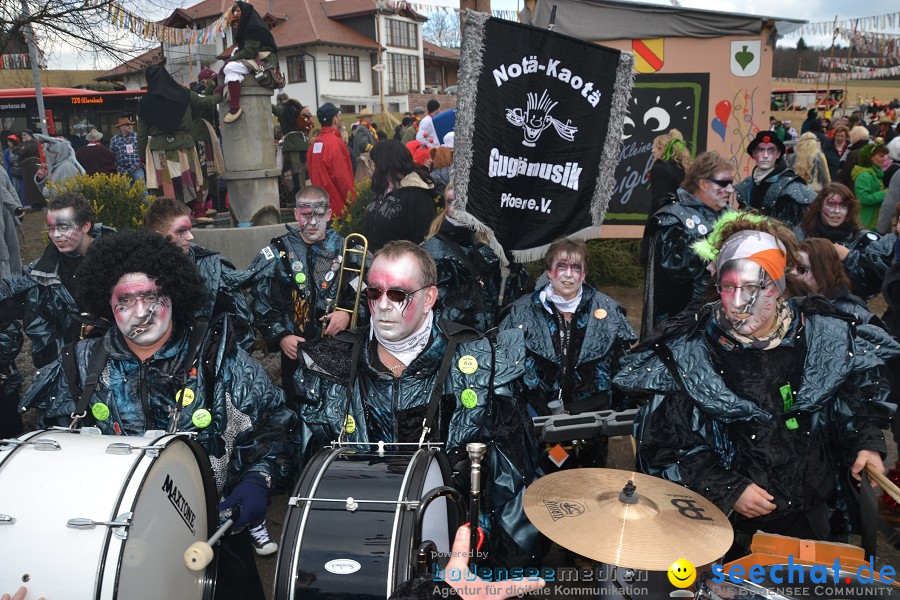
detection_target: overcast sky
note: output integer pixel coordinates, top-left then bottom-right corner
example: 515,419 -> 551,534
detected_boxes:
45,0 -> 900,69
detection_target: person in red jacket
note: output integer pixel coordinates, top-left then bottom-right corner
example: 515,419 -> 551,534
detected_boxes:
306,102 -> 356,218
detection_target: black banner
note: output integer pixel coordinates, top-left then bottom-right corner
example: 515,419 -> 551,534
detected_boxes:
453,14 -> 633,261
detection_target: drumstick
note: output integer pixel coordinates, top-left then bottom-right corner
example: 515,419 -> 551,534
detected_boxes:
184,518 -> 234,571
865,464 -> 900,505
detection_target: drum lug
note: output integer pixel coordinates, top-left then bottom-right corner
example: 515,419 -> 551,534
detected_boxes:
0,514 -> 16,525
66,511 -> 133,539
0,438 -> 61,451
346,497 -> 359,512
106,442 -> 162,457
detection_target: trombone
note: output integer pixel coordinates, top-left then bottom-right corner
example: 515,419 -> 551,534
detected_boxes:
332,233 -> 368,328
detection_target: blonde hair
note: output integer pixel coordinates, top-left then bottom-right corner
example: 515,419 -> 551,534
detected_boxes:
652,129 -> 693,171
791,132 -> 829,189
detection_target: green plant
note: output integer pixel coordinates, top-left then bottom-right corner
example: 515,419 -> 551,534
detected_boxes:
46,173 -> 147,231
332,179 -> 374,237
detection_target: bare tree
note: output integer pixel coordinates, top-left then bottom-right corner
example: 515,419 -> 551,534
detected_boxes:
1,0 -> 185,68
423,12 -> 461,49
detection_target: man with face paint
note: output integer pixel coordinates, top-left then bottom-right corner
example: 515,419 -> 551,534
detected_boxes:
616,213 -> 899,557
734,130 -> 816,227
643,151 -> 734,338
500,238 -> 636,471
144,197 -> 257,351
0,192 -> 110,369
20,230 -> 295,600
248,185 -> 361,408
294,240 -> 540,567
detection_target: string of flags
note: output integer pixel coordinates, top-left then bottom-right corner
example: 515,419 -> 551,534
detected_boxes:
0,53 -> 31,70
789,11 -> 900,37
380,1 -> 519,21
835,28 -> 900,58
819,56 -> 899,67
799,68 -> 900,79
83,0 -> 228,45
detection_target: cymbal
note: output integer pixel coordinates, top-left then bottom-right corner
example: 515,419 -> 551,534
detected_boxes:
524,469 -> 734,571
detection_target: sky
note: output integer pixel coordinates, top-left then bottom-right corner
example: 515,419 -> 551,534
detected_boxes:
44,0 -> 900,69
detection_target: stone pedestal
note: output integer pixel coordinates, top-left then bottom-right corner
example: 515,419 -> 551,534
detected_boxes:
219,75 -> 280,224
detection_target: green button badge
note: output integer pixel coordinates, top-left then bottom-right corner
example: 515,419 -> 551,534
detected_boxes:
192,408 -> 212,429
460,389 -> 478,409
294,272 -> 307,284
91,402 -> 110,421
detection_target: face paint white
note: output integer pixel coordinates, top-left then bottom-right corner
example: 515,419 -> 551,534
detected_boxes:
821,194 -> 849,228
46,208 -> 88,255
295,201 -> 330,244
718,259 -> 780,337
110,273 -> 173,348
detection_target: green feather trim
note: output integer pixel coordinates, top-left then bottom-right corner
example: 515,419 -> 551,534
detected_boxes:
691,211 -> 769,262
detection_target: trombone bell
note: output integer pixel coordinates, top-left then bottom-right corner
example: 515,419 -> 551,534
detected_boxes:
332,233 -> 368,329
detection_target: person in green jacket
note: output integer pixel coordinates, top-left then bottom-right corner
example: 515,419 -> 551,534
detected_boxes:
137,65 -> 222,219
221,1 -> 278,124
851,143 -> 889,229
272,93 -> 312,194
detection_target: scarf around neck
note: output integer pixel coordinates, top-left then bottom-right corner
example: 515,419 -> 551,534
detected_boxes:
539,282 -> 583,314
371,310 -> 434,366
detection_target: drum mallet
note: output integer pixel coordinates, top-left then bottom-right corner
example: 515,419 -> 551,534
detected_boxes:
184,518 -> 233,571
466,442 -> 487,569
866,464 -> 900,505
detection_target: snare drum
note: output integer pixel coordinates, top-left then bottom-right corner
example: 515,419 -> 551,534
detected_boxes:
0,428 -> 217,599
275,445 -> 462,600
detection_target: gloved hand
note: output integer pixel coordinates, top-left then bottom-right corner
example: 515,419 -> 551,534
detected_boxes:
217,473 -> 269,528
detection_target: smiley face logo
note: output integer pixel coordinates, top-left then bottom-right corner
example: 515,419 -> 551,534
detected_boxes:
667,559 -> 696,588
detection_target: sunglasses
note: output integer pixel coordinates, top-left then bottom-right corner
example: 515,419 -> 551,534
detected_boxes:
365,286 -> 428,304
706,178 -> 734,188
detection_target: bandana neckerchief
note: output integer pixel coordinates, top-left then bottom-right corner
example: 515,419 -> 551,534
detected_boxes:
371,310 -> 434,366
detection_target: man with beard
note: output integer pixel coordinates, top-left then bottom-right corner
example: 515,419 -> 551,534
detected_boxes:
248,185 -> 358,409
500,238 -> 635,472
144,197 -> 256,351
20,230 -> 295,600
615,213 -> 898,557
0,192 -> 108,369
734,131 -> 816,227
293,241 -> 540,568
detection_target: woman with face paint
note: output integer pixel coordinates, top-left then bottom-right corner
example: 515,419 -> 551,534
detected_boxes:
616,212 -> 900,558
796,182 -> 896,299
642,151 -> 734,339
20,230 -> 296,600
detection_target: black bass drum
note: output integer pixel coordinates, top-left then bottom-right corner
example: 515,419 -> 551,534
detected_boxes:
274,445 -> 462,599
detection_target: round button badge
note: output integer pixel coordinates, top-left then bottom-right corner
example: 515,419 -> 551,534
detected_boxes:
192,408 -> 212,429
461,389 -> 478,409
458,355 -> 478,374
91,402 -> 110,421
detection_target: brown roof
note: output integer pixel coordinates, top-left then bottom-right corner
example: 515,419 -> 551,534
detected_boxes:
95,47 -> 164,82
322,0 -> 426,21
423,41 -> 459,62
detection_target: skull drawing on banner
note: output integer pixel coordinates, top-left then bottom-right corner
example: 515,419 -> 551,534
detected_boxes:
506,90 -> 578,147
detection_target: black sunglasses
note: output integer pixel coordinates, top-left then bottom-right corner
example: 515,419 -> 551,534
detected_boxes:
365,286 -> 428,304
706,178 -> 734,188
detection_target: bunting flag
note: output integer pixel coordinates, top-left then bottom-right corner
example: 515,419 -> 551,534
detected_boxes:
835,28 -> 900,58
452,13 -> 634,261
0,53 -> 31,69
820,56 -> 900,67
799,67 -> 900,79
787,11 -> 900,37
83,0 -> 228,45
384,1 -> 520,21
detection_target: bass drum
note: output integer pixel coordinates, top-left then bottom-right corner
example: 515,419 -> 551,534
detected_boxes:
275,446 -> 462,600
0,428 -> 218,599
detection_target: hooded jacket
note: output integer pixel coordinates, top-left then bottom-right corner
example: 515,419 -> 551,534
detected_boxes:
32,134 -> 85,198
850,164 -> 886,229
614,298 -> 898,521
364,170 -> 438,252
20,318 -> 297,494
293,318 -> 540,566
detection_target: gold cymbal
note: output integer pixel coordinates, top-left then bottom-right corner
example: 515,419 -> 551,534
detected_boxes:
524,469 -> 734,571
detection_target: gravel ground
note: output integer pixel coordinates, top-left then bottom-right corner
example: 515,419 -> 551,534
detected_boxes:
9,213 -> 899,598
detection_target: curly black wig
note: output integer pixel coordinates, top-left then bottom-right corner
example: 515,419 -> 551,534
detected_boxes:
76,230 -> 206,321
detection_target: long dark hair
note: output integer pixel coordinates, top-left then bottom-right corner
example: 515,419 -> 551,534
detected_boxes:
800,182 -> 861,238
370,139 -> 433,195
799,237 -> 851,297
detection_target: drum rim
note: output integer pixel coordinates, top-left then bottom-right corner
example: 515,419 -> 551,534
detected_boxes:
106,433 -> 219,599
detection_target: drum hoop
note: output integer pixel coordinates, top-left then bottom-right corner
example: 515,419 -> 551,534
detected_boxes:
386,448 -> 429,597
104,433 -> 218,598
287,446 -> 347,599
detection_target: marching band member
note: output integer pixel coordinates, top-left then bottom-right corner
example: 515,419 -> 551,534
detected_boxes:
20,230 -> 296,600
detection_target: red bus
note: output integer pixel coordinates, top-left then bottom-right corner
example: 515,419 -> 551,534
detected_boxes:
0,87 -> 145,143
